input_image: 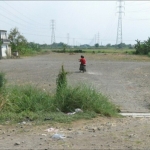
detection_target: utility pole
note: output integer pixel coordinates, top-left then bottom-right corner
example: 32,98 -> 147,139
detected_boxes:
50,20 -> 55,46
116,0 -> 124,47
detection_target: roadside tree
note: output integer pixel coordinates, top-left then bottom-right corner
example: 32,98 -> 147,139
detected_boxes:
8,27 -> 27,53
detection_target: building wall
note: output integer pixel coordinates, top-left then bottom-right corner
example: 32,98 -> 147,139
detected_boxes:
1,44 -> 11,58
1,44 -> 7,57
0,32 -> 7,39
0,30 -> 11,59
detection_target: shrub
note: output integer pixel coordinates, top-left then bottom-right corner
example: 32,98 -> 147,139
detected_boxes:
74,50 -> 85,53
135,38 -> 150,55
54,84 -> 118,116
56,65 -> 67,94
0,67 -> 119,123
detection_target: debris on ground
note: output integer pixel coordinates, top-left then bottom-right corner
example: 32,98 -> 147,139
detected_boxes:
52,133 -> 66,140
44,128 -> 58,133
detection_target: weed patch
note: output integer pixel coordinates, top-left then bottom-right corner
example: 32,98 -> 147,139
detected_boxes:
0,67 -> 119,124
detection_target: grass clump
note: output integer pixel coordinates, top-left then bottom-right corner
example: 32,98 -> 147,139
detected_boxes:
0,72 -> 6,89
1,85 -> 54,113
54,84 -> 118,116
56,65 -> 67,94
0,66 -> 119,123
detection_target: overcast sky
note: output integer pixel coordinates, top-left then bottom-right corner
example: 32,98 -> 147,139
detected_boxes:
0,1 -> 150,46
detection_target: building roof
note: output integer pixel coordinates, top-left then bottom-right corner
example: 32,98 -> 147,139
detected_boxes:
0,30 -> 7,32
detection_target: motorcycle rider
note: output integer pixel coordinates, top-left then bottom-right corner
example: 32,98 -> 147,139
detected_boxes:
79,55 -> 86,72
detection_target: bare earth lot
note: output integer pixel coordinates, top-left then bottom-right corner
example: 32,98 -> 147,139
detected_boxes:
0,52 -> 150,149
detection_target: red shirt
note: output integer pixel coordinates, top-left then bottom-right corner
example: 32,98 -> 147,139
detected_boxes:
80,58 -> 86,65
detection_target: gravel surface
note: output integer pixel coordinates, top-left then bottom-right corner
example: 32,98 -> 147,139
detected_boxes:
0,52 -> 150,149
0,52 -> 150,113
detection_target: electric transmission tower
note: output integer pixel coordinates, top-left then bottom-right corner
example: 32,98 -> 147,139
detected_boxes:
116,0 -> 124,46
50,20 -> 55,45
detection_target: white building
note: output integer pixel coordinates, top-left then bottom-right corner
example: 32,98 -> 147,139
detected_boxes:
0,30 -> 11,59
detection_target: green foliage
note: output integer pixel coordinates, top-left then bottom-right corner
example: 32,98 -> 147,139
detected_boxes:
8,27 -> 27,52
0,68 -> 119,123
62,44 -> 67,53
54,67 -> 118,117
0,40 -> 2,46
135,38 -> 150,55
54,84 -> 118,116
0,85 -> 54,113
27,42 -> 41,52
95,43 -> 99,48
56,65 -> 67,94
8,27 -> 41,56
19,47 -> 37,56
0,72 -> 6,89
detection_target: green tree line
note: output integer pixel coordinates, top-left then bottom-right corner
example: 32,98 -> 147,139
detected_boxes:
8,27 -> 41,55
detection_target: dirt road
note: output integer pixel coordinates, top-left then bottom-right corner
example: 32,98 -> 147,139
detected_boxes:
1,53 -> 150,113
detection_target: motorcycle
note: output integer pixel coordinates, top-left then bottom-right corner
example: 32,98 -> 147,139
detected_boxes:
79,64 -> 86,73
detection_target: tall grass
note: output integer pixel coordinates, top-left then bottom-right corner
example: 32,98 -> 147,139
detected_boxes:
1,85 -> 54,113
56,65 -> 67,94
0,68 -> 119,123
54,84 -> 118,116
0,72 -> 6,89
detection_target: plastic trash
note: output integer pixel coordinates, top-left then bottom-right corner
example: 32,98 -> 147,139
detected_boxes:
18,121 -> 26,125
75,108 -> 83,113
52,133 -> 66,140
45,128 -> 58,133
67,112 -> 76,115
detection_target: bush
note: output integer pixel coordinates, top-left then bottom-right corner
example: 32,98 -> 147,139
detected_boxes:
54,84 -> 118,116
135,38 -> 150,55
56,65 -> 67,94
0,67 -> 119,123
74,50 -> 85,53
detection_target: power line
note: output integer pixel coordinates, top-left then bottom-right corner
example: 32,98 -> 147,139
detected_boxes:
2,1 -> 48,26
21,32 -> 136,44
0,12 -> 49,30
0,4 -> 48,27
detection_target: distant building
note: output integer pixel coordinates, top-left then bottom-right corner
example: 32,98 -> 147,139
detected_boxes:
0,30 -> 11,59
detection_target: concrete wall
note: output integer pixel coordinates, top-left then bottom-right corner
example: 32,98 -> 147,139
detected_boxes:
2,45 -> 7,57
1,44 -> 11,58
0,30 -> 11,59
